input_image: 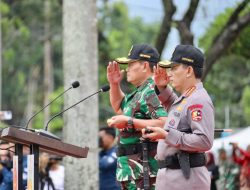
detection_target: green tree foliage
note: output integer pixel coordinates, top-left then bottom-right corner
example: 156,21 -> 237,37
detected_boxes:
200,6 -> 250,129
1,0 -> 62,128
32,87 -> 64,132
242,86 -> 250,124
1,0 -> 159,129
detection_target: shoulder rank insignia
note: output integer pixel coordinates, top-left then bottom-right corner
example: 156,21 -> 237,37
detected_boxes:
184,86 -> 196,97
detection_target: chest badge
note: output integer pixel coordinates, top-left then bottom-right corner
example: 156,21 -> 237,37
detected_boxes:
176,106 -> 183,111
191,110 -> 202,121
174,112 -> 180,117
169,119 -> 175,126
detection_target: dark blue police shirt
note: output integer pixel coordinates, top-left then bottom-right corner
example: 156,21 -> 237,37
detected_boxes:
99,146 -> 120,190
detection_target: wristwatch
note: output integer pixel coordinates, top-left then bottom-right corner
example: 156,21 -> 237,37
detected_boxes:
127,117 -> 134,129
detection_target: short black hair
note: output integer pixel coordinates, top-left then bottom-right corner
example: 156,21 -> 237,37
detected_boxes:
192,66 -> 203,79
139,60 -> 155,72
182,64 -> 203,79
100,127 -> 116,138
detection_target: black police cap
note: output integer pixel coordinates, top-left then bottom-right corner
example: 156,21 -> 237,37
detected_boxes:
159,45 -> 204,68
115,44 -> 159,64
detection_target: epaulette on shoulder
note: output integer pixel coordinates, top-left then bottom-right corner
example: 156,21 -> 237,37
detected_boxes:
184,86 -> 196,97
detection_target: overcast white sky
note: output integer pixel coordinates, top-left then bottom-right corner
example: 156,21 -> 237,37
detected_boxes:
112,0 -> 242,59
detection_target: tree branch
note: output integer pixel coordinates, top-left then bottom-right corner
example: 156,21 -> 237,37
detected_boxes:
203,12 -> 250,80
155,0 -> 176,56
213,0 -> 250,44
176,0 -> 199,44
226,0 -> 250,26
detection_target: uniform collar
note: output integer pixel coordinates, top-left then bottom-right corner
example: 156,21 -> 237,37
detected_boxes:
182,82 -> 203,98
136,77 -> 154,92
126,77 -> 153,99
195,82 -> 203,90
172,82 -> 203,105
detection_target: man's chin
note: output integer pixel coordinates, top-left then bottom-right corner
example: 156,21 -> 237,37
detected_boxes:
127,78 -> 132,83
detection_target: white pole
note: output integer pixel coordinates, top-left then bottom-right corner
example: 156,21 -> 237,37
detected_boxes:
0,0 -> 2,110
225,105 -> 230,129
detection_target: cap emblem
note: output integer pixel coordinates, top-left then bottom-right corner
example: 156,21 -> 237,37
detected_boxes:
139,53 -> 151,58
181,57 -> 194,63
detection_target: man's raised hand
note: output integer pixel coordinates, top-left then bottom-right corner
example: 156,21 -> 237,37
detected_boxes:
153,65 -> 170,88
107,61 -> 124,85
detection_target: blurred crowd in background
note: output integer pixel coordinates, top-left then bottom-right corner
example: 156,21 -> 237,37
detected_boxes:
206,143 -> 250,190
0,141 -> 65,190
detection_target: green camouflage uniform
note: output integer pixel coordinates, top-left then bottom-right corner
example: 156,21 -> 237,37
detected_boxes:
117,77 -> 167,189
218,160 -> 240,190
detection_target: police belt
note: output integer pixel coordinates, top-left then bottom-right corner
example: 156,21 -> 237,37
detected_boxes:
117,142 -> 157,157
157,152 -> 206,170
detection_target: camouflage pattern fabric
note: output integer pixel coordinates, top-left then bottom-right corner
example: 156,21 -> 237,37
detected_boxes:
218,161 -> 240,190
120,177 -> 156,190
117,77 -> 167,187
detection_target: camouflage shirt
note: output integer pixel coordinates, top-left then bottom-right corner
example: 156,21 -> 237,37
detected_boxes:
117,77 -> 167,182
217,160 -> 240,190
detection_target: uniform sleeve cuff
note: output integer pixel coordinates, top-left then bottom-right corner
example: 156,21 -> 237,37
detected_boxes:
165,127 -> 182,146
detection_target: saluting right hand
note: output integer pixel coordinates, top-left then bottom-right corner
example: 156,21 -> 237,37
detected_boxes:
107,61 -> 124,85
153,65 -> 170,88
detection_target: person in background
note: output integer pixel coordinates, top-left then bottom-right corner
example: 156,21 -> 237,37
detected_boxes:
217,148 -> 240,190
39,152 -> 50,189
206,152 -> 219,190
39,153 -> 65,190
99,127 -> 120,190
0,142 -> 12,190
232,143 -> 250,190
46,155 -> 64,190
22,145 -> 29,189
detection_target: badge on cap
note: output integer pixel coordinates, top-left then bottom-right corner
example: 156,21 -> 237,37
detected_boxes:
191,110 -> 202,121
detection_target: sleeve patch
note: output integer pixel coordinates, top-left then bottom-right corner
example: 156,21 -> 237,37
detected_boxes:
191,110 -> 202,121
188,104 -> 203,111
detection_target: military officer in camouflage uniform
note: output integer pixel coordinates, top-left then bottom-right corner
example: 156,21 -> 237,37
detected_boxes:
142,45 -> 215,190
107,44 -> 167,190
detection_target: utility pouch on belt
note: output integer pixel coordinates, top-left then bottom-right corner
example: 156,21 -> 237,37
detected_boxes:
158,152 -> 206,179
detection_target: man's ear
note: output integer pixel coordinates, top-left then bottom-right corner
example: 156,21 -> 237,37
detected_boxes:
143,61 -> 150,72
186,66 -> 193,78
